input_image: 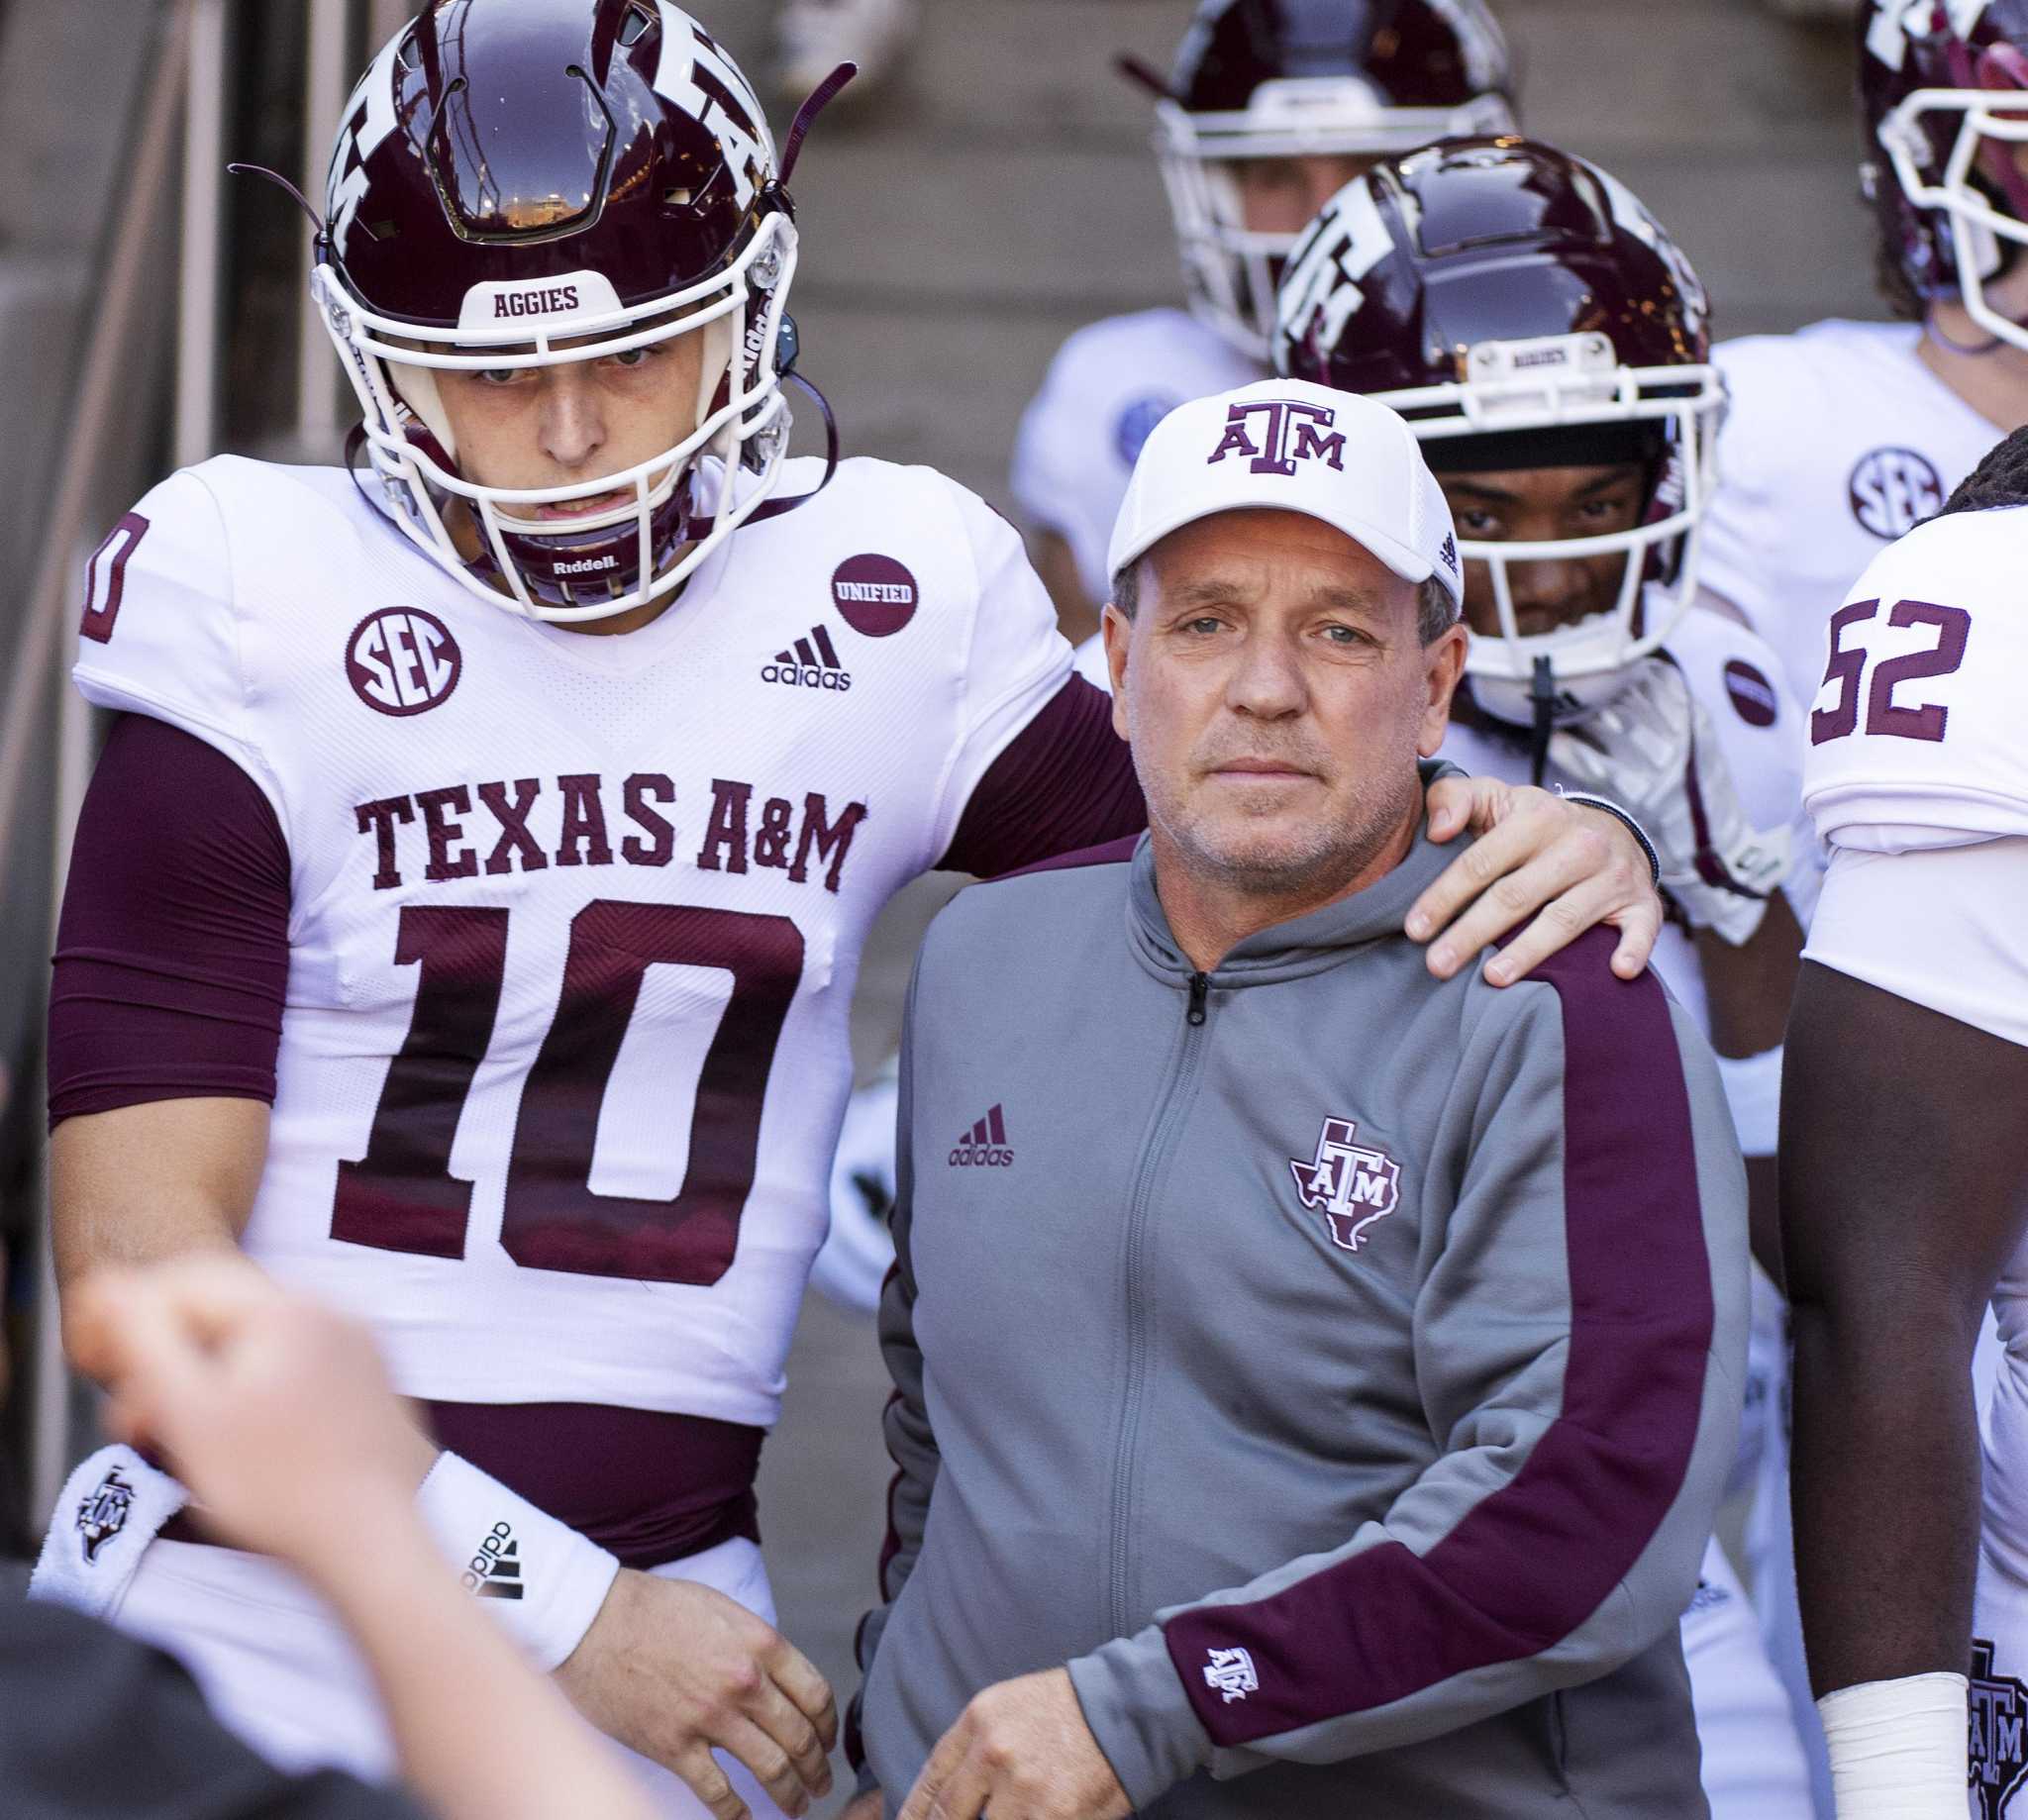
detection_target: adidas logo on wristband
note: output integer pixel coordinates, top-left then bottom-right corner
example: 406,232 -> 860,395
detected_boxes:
461,1520 -> 526,1601
421,1453 -> 618,1671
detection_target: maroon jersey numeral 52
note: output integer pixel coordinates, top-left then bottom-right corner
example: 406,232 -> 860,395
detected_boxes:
331,900 -> 803,1286
1810,597 -> 1970,746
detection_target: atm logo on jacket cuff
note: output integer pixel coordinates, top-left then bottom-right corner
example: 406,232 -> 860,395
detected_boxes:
1289,1116 -> 1400,1254
1203,1647 -> 1259,1704
761,625 -> 853,691
950,1104 -> 1013,1168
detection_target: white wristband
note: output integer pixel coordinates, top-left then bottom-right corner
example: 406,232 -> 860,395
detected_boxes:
1817,1671 -> 1969,1818
1714,1044 -> 1783,1159
416,1452 -> 620,1672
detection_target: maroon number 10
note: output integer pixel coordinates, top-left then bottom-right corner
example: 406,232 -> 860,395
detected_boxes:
332,899 -> 804,1286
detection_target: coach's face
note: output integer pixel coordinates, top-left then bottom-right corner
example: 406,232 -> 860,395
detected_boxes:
1107,509 -> 1466,903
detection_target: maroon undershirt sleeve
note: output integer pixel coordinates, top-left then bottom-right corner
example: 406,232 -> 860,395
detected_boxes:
937,675 -> 1148,877
48,714 -> 291,1128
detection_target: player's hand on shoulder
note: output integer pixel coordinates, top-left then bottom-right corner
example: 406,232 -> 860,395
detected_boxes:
1417,773 -> 1664,984
1547,656 -> 1790,946
898,1668 -> 1130,1820
556,1568 -> 837,1820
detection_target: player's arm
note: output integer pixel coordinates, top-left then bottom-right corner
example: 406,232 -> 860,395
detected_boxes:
1781,952 -> 2028,1803
67,1255 -> 656,1820
46,713 -> 292,1341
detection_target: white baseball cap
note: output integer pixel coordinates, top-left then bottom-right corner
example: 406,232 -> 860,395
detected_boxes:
1106,378 -> 1464,610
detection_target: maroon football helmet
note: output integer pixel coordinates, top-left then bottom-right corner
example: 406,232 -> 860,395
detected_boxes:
316,0 -> 811,622
1860,0 -> 2028,347
1273,137 -> 1722,724
1139,0 -> 1516,359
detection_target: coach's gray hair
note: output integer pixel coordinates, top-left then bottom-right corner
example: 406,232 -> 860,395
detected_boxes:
1108,561 -> 1458,646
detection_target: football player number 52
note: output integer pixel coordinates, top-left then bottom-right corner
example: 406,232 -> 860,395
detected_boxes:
332,900 -> 803,1286
1810,597 -> 1970,746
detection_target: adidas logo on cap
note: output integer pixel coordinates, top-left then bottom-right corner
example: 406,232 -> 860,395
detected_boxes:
949,1103 -> 1013,1168
760,625 -> 853,692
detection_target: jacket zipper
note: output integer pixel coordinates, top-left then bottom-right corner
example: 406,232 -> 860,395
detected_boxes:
1106,970 -> 1213,1640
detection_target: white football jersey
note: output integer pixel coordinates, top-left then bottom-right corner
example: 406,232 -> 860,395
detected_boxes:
72,453 -> 1069,1428
1701,319 -> 2000,713
1010,307 -> 1262,605
1440,607 -> 1811,1042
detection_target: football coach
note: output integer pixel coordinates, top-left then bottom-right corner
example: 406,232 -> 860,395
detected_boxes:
845,378 -> 1749,1820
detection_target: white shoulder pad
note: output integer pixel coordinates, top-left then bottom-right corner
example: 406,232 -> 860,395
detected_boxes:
70,464 -> 275,807
1803,505 -> 2028,852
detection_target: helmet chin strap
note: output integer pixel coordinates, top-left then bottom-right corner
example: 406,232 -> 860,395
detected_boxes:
1529,655 -> 1556,790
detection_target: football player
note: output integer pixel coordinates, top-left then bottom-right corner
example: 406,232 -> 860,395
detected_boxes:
1009,0 -> 1516,649
1272,138 -> 1817,1819
1701,0 -> 2028,712
34,6 -> 1660,1820
1778,430 -> 2028,1818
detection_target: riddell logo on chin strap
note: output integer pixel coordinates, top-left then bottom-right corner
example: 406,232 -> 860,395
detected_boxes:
950,1104 -> 1013,1167
761,625 -> 853,692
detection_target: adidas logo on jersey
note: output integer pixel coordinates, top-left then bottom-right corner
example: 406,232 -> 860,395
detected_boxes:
460,1520 -> 525,1601
761,626 -> 852,692
949,1104 -> 1013,1168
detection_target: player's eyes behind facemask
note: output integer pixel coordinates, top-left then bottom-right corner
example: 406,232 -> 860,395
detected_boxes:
1269,137 -> 1723,738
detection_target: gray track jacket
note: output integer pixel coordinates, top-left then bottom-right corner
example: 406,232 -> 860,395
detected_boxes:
854,802 -> 1749,1818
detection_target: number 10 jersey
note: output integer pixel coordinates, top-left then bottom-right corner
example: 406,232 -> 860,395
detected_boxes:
70,452 -> 1073,1430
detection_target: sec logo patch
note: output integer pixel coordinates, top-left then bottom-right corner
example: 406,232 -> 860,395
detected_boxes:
348,608 -> 462,717
1848,447 -> 1944,541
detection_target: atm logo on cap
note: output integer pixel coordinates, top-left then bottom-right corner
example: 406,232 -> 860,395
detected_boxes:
1208,399 -> 1346,477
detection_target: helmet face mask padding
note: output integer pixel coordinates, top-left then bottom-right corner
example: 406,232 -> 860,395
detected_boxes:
1273,137 -> 1723,728
1150,0 -> 1517,361
315,0 -> 805,624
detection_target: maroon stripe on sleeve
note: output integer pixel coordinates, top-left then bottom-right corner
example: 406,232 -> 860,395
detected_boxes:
937,676 -> 1146,878
49,715 -> 291,1127
1163,927 -> 1714,1745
